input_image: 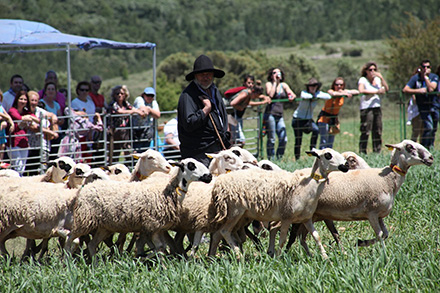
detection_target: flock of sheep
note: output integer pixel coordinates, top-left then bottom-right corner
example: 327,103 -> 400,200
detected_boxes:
0,140 -> 434,262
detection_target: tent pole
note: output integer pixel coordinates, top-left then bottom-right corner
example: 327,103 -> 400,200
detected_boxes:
66,44 -> 72,110
153,46 -> 156,90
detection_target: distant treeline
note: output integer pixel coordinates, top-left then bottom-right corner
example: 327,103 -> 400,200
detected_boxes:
1,0 -> 439,95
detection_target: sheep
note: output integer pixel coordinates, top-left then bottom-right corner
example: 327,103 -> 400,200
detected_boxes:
207,149 -> 245,176
257,159 -> 283,171
0,163 -> 110,260
0,156 -> 76,183
105,163 -> 131,176
341,151 -> 370,170
208,148 -> 348,259
285,151 -> 370,253
130,149 -> 172,182
288,140 -> 433,255
229,146 -> 258,164
64,158 -> 212,258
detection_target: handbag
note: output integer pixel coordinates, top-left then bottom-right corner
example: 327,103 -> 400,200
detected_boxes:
328,123 -> 340,135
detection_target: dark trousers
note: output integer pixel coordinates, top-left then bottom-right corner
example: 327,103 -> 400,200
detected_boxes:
419,107 -> 439,149
359,107 -> 382,154
291,118 -> 319,160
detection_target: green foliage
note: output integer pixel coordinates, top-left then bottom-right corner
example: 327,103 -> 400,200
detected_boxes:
336,60 -> 359,89
342,48 -> 363,57
383,15 -> 440,87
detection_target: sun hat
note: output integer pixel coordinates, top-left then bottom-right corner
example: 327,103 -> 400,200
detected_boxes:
143,87 -> 156,97
185,55 -> 225,81
305,77 -> 322,89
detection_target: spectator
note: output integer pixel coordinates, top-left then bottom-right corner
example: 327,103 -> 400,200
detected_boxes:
89,75 -> 108,114
177,54 -> 230,167
71,81 -> 96,122
230,76 -> 270,146
7,90 -> 37,175
163,117 -> 180,160
26,91 -> 59,175
406,95 -> 423,142
358,61 -> 389,154
318,77 -> 359,149
0,90 -> 14,169
402,60 -> 439,149
291,78 -> 331,160
38,70 -> 67,115
132,87 -> 161,152
41,82 -> 64,126
264,67 -> 296,160
3,74 -> 24,113
107,85 -> 143,164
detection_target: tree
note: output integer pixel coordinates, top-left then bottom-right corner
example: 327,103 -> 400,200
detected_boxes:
383,15 -> 440,88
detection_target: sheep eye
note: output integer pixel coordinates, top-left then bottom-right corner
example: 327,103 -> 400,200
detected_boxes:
75,169 -> 84,175
58,161 -> 66,169
187,162 -> 196,171
324,153 -> 333,160
115,169 -> 122,175
405,144 -> 415,153
232,150 -> 241,157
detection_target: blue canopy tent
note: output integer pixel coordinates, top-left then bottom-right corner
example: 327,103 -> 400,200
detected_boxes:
0,19 -> 157,108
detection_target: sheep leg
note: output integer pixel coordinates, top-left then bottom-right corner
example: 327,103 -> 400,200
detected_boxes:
88,229 -> 112,258
37,239 -> 50,261
190,231 -> 203,257
21,239 -> 35,261
267,221 -> 281,257
115,233 -> 127,254
135,232 -> 153,257
208,231 -> 222,256
244,225 -> 263,252
218,215 -> 244,258
298,224 -> 312,256
126,233 -> 138,253
162,231 -> 178,255
303,219 -> 328,259
173,232 -> 187,256
285,223 -> 301,252
324,220 -> 344,252
277,221 -> 292,256
358,215 -> 386,247
0,225 -> 21,256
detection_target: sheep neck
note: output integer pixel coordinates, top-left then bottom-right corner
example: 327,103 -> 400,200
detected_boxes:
389,164 -> 407,176
310,158 -> 326,182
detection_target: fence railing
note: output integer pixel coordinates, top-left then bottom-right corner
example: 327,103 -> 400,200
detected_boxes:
2,91 -> 438,174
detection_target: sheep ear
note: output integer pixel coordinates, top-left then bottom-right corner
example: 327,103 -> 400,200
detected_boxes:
385,143 -> 401,151
206,153 -> 216,159
101,166 -> 109,171
132,154 -> 140,160
306,150 -> 319,158
168,160 -> 182,168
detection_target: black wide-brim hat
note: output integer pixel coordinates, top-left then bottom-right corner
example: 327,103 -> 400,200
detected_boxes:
304,77 -> 322,89
185,54 -> 225,81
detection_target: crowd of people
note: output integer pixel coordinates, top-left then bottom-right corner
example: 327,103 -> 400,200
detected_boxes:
0,57 -> 439,174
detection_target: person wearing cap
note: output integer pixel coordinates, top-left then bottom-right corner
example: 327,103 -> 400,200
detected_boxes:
177,54 -> 231,167
291,77 -> 331,160
132,87 -> 161,153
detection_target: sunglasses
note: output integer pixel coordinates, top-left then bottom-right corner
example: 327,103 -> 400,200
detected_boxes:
368,68 -> 377,72
146,94 -> 155,98
92,80 -> 102,84
335,83 -> 344,86
79,88 -> 89,92
422,65 -> 431,69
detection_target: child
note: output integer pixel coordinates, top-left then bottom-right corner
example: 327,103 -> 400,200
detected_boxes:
0,90 -> 15,168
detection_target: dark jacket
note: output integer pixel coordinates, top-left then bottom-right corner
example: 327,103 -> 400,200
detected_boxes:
177,81 -> 230,158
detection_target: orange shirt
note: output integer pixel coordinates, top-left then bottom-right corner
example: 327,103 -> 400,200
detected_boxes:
317,97 -> 344,124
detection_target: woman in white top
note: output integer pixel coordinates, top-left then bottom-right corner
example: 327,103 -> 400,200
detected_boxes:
358,61 -> 389,154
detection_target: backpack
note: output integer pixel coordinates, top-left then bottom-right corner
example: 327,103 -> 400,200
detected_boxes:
223,86 -> 247,107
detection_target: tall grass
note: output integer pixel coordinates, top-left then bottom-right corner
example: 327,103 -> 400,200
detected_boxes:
1,148 -> 439,291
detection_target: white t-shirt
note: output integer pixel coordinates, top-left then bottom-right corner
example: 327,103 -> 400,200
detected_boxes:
71,96 -> 96,122
132,96 -> 159,127
163,118 -> 179,146
2,89 -> 16,113
358,76 -> 382,110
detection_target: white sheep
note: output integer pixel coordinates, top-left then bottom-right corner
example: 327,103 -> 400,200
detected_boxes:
209,148 -> 348,259
129,149 -> 172,181
64,158 -> 212,258
229,146 -> 258,164
341,151 -> 370,170
291,140 -> 433,254
257,159 -> 283,171
0,163 -> 109,260
207,149 -> 245,176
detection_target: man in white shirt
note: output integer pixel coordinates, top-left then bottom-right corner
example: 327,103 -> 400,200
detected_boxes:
3,74 -> 24,112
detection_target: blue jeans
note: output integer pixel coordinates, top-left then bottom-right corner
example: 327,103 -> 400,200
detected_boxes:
318,122 -> 335,149
291,118 -> 319,160
264,114 -> 287,159
419,107 -> 439,149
